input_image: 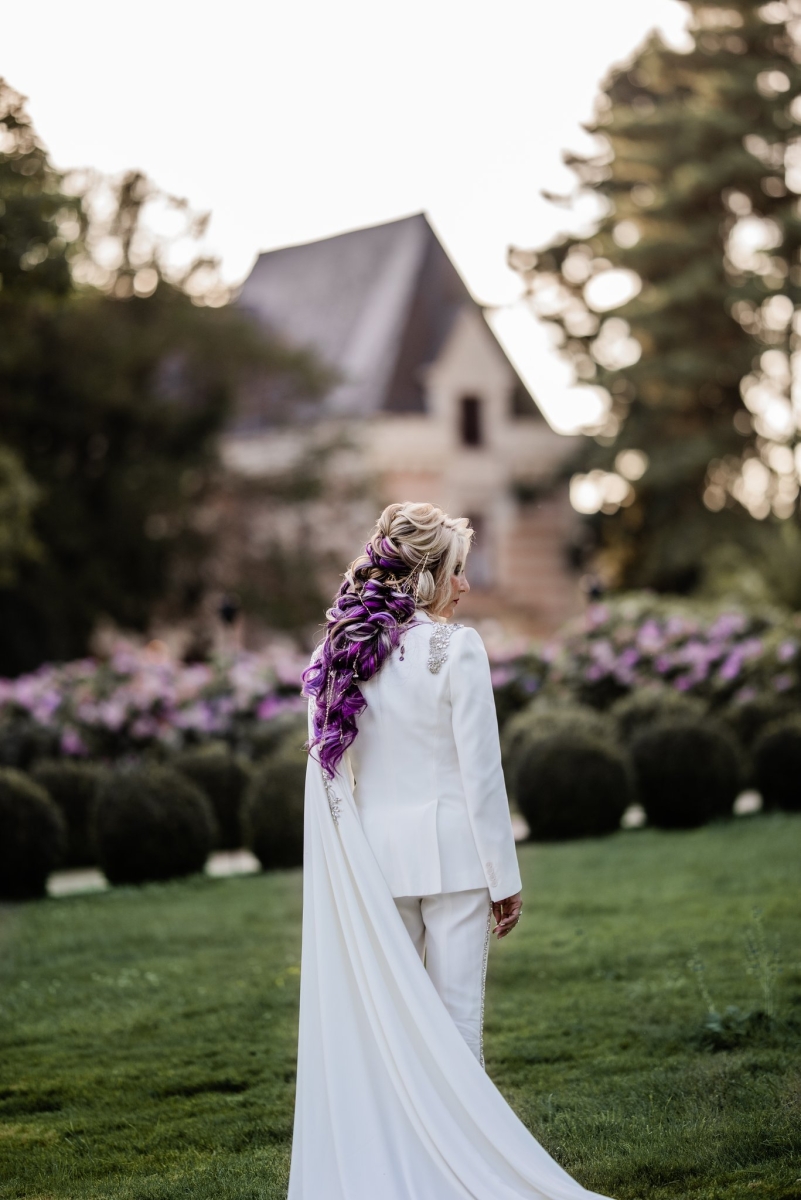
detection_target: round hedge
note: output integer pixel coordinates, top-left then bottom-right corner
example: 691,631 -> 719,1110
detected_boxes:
0,768 -> 66,899
247,711 -> 309,761
31,760 -> 103,867
502,702 -> 614,800
171,744 -> 251,850
94,765 -> 217,886
723,694 -> 796,753
753,716 -> 801,812
243,737 -> 306,870
611,689 -> 708,746
515,730 -> 633,841
630,718 -> 742,830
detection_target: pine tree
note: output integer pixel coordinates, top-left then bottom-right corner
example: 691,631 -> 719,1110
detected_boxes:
513,1 -> 801,597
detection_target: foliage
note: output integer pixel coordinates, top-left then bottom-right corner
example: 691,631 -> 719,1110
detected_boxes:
688,909 -> 785,1050
501,700 -> 614,799
517,592 -> 801,713
2,818 -> 799,1198
515,729 -> 633,841
610,687 -> 707,744
720,689 -> 796,752
0,444 -> 41,586
94,765 -> 216,885
511,4 -> 801,597
0,637 -> 306,761
753,714 -> 801,811
243,738 -> 307,870
489,651 -> 546,728
30,758 -> 103,867
631,717 -> 743,829
0,79 -> 323,674
248,708 -> 309,760
171,743 -> 252,850
0,766 -> 65,898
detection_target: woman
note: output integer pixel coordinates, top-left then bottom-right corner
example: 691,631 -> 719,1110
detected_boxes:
290,502 -> 611,1200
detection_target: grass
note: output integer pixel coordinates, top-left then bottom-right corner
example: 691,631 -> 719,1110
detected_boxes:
0,814 -> 799,1200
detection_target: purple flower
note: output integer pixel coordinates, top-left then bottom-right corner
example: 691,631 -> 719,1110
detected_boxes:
636,620 -> 664,654
708,613 -> 747,640
777,640 -> 798,664
60,727 -> 88,757
773,673 -> 793,692
256,695 -> 284,721
585,604 -> 610,630
719,653 -> 742,682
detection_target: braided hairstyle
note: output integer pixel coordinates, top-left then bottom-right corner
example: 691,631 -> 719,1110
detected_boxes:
302,502 -> 472,778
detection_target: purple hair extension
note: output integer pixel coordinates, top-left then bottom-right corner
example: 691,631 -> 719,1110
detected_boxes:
301,539 -> 420,777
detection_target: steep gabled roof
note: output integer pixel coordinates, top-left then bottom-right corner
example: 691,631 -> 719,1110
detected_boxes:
238,212 -> 540,420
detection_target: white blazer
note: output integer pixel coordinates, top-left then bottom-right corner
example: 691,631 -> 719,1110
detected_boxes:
347,612 -> 522,903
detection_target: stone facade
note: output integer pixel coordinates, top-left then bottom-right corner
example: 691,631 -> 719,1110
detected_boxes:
216,214 -> 582,640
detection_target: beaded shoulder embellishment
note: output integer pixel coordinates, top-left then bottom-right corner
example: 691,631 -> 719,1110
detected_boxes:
427,622 -> 463,674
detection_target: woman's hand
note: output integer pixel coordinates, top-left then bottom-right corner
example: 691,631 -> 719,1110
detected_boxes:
492,891 -> 522,939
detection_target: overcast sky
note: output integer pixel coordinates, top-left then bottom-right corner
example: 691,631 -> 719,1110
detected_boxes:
4,0 -> 691,431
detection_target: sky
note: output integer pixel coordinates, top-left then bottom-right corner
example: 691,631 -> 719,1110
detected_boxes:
4,0 -> 692,432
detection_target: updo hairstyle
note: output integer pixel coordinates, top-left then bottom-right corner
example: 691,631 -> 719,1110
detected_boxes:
343,501 -> 472,615
302,502 -> 473,778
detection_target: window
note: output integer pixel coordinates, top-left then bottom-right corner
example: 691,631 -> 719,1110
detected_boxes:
459,395 -> 483,447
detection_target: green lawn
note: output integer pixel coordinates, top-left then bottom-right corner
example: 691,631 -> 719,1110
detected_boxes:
1,815 -> 800,1200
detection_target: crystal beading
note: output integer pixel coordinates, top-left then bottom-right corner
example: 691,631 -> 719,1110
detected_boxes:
427,622 -> 463,674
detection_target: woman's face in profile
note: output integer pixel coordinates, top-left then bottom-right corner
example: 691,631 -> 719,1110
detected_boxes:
438,562 -> 470,620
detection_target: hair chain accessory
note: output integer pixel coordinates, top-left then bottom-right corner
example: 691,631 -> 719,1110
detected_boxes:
414,554 -> 429,603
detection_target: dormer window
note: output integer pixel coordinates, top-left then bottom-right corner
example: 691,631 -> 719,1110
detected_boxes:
459,395 -> 483,447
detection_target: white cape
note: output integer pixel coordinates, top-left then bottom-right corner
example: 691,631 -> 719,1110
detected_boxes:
287,751 -> 614,1200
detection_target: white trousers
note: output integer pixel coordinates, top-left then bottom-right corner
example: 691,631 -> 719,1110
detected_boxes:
394,887 -> 492,1064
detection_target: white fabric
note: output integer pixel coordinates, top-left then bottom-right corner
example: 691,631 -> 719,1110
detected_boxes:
287,733 -> 614,1200
349,612 -> 522,902
395,888 -> 492,1064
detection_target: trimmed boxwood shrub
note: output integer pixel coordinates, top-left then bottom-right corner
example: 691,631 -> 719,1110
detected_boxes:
515,731 -> 633,841
0,768 -> 66,899
243,737 -> 306,870
631,718 -> 742,830
0,716 -> 59,769
171,744 -> 252,850
611,689 -> 707,746
723,695 -> 796,753
502,702 -> 614,800
94,766 -> 217,886
753,716 -> 801,812
247,711 -> 309,760
31,760 -> 103,867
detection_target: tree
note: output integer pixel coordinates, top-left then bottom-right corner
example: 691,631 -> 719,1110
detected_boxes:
512,1 -> 801,597
0,81 -> 322,674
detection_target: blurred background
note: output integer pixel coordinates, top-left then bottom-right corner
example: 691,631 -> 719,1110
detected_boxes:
2,8 -> 801,1198
1,0 -> 801,882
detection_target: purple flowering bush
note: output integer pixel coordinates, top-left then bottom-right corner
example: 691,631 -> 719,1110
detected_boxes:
505,593 -> 801,718
0,639 -> 308,766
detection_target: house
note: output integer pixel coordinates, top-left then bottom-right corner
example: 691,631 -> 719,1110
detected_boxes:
220,213 -> 581,637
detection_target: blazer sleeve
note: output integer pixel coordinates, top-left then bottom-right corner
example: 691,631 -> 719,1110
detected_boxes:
449,627 -> 522,903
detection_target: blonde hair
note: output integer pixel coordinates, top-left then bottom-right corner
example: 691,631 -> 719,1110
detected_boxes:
346,501 -> 472,616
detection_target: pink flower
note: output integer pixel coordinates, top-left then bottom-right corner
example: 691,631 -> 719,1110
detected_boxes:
60,727 -> 88,757
777,640 -> 798,664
